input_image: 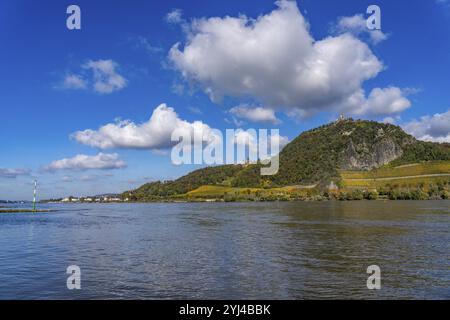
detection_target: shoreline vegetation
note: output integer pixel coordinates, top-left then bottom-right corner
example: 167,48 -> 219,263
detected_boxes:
43,176 -> 450,203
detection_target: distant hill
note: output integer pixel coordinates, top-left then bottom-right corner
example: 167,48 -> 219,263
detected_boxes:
233,118 -> 450,187
123,119 -> 450,201
124,165 -> 243,201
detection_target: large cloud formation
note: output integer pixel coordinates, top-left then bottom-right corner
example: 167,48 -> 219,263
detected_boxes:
169,0 -> 409,117
44,153 -> 126,171
72,103 -> 219,150
402,109 -> 450,143
72,103 -> 289,158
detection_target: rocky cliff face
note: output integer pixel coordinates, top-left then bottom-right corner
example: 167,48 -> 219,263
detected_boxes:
340,137 -> 404,170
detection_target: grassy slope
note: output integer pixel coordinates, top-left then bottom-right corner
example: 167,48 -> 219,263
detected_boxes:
341,161 -> 450,188
183,185 -> 313,201
182,161 -> 450,198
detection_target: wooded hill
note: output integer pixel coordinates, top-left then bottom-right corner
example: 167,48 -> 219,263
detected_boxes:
123,119 -> 450,201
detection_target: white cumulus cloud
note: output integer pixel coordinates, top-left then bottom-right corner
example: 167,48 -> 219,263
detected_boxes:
335,14 -> 388,44
402,110 -> 450,143
169,0 -> 408,118
83,59 -> 127,94
72,103 -> 219,150
60,59 -> 127,94
349,87 -> 411,116
230,105 -> 280,124
44,153 -> 127,171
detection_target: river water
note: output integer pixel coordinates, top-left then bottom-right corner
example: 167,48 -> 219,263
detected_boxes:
0,201 -> 448,299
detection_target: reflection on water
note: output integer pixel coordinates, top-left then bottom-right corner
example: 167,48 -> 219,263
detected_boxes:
0,201 -> 449,299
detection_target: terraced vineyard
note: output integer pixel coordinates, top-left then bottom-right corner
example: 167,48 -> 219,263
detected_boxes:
185,185 -> 302,201
341,161 -> 450,188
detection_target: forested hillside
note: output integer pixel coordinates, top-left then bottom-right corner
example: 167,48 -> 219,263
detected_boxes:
123,119 -> 450,200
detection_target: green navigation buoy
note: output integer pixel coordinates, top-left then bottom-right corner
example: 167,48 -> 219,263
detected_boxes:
32,180 -> 37,212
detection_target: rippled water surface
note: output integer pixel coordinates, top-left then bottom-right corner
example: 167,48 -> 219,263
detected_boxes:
0,201 -> 449,299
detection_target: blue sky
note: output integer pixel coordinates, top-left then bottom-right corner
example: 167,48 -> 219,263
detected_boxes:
1,0 -> 449,200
